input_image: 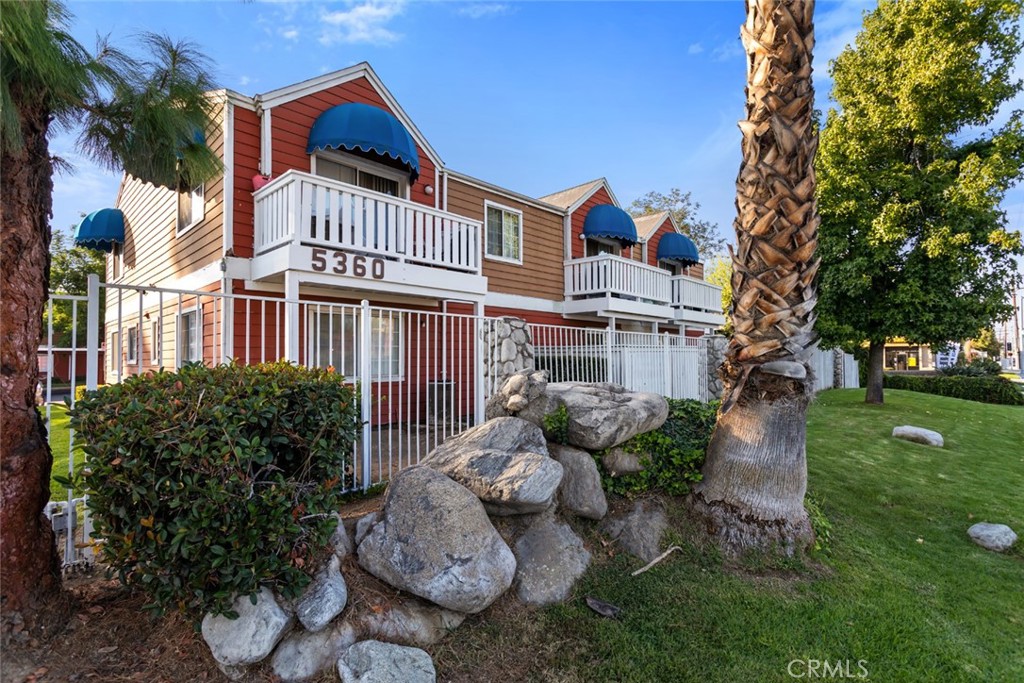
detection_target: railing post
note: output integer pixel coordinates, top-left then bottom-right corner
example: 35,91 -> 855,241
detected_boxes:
86,274 -> 100,390
284,271 -> 300,363
360,300 -> 373,491
474,302 -> 486,424
605,320 -> 614,383
663,332 -> 671,398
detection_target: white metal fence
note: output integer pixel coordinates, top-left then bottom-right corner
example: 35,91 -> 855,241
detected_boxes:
40,276 -> 856,567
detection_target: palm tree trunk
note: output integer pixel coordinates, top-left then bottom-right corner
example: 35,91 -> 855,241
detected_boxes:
688,0 -> 818,556
1,89 -> 63,620
865,340 -> 885,404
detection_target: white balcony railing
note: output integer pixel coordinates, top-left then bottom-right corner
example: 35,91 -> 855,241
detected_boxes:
670,275 -> 723,314
254,170 -> 481,273
564,254 -> 672,305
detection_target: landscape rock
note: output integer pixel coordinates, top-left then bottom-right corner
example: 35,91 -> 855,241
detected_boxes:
601,500 -> 668,563
354,511 -> 381,546
892,425 -> 944,448
357,466 -> 516,613
548,383 -> 669,450
967,522 -> 1018,552
295,555 -> 348,632
513,515 -> 591,606
331,513 -> 354,559
201,587 -> 293,666
337,640 -> 436,683
271,627 -> 353,682
550,444 -> 608,520
352,598 -> 466,647
484,370 -> 549,421
424,418 -> 563,515
215,662 -> 248,682
601,447 -> 645,477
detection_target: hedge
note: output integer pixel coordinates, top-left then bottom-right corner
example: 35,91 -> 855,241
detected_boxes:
71,361 -> 360,618
883,373 -> 1024,406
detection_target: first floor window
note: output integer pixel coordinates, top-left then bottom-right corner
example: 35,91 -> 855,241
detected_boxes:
485,203 -> 522,262
126,326 -> 138,363
307,309 -> 402,380
178,309 -> 200,366
177,184 -> 205,233
150,319 -> 162,366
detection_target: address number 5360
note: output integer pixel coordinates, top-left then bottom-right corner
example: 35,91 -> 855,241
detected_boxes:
311,248 -> 385,280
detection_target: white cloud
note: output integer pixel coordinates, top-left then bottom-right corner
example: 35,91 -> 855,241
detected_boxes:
688,43 -> 704,55
711,37 -> 743,63
280,27 -> 300,41
238,75 -> 253,87
457,3 -> 510,19
318,1 -> 405,46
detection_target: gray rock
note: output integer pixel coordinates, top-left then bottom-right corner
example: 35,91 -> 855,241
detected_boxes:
215,662 -> 248,681
331,513 -> 354,559
513,515 -> 591,606
355,511 -> 381,546
601,447 -> 645,477
338,640 -> 436,683
893,425 -> 944,447
485,370 -> 549,420
271,627 -> 351,682
968,522 -> 1018,552
201,587 -> 293,666
295,555 -> 348,632
549,383 -> 669,451
601,500 -> 668,563
358,466 -> 516,614
550,444 -> 608,520
424,418 -> 563,515
352,599 -> 466,647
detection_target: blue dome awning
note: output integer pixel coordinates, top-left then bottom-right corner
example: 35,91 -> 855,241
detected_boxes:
306,103 -> 420,182
583,204 -> 638,246
74,209 -> 125,253
656,232 -> 701,266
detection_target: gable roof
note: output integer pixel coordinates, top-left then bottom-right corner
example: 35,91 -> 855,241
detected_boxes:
632,211 -> 672,241
254,62 -> 443,171
540,177 -> 621,214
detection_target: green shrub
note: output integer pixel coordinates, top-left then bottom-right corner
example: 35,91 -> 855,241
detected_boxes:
598,399 -> 718,496
74,383 -> 106,404
71,361 -> 359,618
940,357 -> 1002,377
542,404 -> 570,445
884,373 -> 1024,406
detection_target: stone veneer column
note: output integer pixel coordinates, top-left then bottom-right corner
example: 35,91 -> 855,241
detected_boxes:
482,317 -> 535,393
704,335 -> 728,402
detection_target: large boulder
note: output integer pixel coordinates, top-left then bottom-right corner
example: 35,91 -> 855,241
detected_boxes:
601,447 -> 645,477
423,418 -> 563,515
295,554 -> 348,633
513,515 -> 591,606
337,640 -> 436,683
201,587 -> 293,666
601,500 -> 668,563
484,370 -> 549,420
548,383 -> 669,451
892,425 -> 944,447
968,522 -> 1018,552
357,466 -> 516,614
550,444 -> 607,520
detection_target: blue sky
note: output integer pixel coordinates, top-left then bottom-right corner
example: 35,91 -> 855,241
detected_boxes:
52,0 -> 1024,263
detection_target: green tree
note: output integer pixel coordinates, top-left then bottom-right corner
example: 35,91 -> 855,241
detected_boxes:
816,0 -> 1024,404
972,327 -> 1002,357
689,0 -> 819,556
1,0 -> 220,620
628,188 -> 727,259
704,256 -> 734,334
44,228 -> 106,347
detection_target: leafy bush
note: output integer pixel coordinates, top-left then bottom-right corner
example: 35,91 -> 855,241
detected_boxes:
940,357 -> 1002,377
884,373 -> 1024,406
74,384 -> 106,403
71,362 -> 359,618
542,404 -> 570,445
598,399 -> 718,496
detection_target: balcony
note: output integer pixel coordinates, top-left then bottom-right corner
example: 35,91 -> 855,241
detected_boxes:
252,170 -> 486,299
563,254 -> 674,321
671,275 -> 725,327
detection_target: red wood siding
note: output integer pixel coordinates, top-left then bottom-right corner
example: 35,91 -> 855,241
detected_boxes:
232,105 -> 261,258
569,186 -> 616,260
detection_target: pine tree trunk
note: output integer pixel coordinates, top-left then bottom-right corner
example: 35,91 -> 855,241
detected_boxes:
689,0 -> 818,557
865,340 -> 885,404
1,91 -> 63,622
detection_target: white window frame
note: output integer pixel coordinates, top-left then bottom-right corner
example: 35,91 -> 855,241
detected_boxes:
483,200 -> 523,265
311,151 -> 409,199
176,183 -> 206,235
306,308 -> 404,381
149,318 -> 162,366
176,307 -> 202,368
658,259 -> 682,276
126,325 -> 139,364
584,236 -> 622,258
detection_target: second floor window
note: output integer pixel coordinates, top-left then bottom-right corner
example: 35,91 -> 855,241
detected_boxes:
177,184 -> 205,234
485,202 -> 522,263
178,309 -> 200,367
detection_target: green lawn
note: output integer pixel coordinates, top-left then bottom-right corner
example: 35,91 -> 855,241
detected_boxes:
433,389 -> 1024,682
44,402 -> 86,501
